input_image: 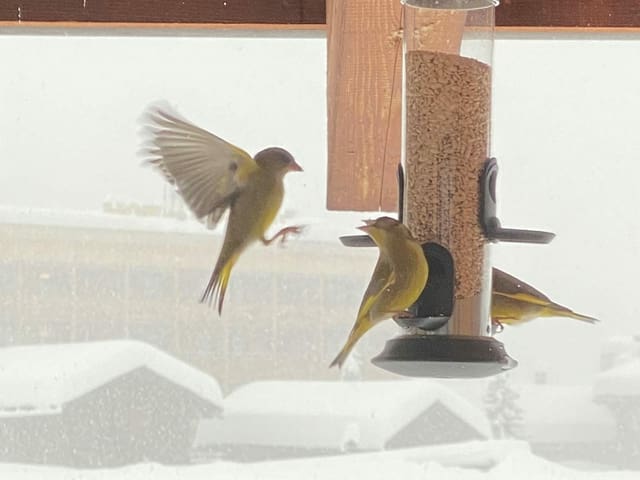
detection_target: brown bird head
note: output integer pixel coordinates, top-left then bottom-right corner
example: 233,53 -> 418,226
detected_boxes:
358,216 -> 412,237
255,147 -> 303,176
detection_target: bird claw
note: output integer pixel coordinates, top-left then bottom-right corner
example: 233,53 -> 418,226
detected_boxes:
278,225 -> 304,245
263,225 -> 305,246
492,320 -> 504,335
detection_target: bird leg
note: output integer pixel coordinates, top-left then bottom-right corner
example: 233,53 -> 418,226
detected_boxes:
261,225 -> 304,246
492,320 -> 504,334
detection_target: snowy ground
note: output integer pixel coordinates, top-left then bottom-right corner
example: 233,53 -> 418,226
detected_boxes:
1,449 -> 636,480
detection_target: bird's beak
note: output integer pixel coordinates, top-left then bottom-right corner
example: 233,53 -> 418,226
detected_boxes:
357,225 -> 371,232
288,160 -> 303,172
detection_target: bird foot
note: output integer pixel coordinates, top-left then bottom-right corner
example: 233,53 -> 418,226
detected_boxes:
492,320 -> 504,334
263,225 -> 305,246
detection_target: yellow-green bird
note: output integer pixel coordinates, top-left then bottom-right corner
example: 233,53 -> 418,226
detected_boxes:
141,105 -> 303,314
492,267 -> 598,331
330,217 -> 429,368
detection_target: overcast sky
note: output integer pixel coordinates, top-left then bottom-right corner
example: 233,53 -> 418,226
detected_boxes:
0,32 -> 327,214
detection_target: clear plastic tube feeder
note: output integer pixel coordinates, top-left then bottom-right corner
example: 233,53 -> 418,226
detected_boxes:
374,0 -> 553,378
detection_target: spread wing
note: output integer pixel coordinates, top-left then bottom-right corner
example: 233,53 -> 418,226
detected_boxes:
140,104 -> 258,228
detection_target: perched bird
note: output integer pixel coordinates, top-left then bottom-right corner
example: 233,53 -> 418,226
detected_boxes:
492,267 -> 598,332
330,217 -> 428,368
141,104 -> 303,313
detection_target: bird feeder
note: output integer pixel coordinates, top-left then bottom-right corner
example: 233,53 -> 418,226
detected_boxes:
342,0 -> 554,378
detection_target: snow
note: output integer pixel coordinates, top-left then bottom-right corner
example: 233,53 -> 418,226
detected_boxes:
517,385 -> 616,444
0,340 -> 223,417
594,360 -> 640,397
195,380 -> 490,450
0,448 -> 638,479
259,439 -> 531,470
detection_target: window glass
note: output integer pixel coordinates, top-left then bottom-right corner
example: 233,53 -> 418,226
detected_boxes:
1,26 -> 639,479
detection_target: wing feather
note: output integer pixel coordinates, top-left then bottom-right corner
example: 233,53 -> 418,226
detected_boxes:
492,268 -> 553,305
356,254 -> 395,322
140,104 -> 258,227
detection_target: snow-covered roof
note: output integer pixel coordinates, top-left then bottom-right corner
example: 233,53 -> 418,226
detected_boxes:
518,385 -> 616,444
0,340 -> 223,417
195,380 -> 490,451
595,359 -> 640,397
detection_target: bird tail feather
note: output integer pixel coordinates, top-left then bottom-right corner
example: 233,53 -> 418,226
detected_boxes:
544,304 -> 598,323
201,254 -> 238,314
330,322 -> 370,369
562,310 -> 599,323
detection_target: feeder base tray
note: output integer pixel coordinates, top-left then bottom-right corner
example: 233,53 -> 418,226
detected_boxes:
372,334 -> 517,379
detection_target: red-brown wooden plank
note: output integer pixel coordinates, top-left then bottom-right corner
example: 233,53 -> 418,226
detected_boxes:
496,0 -> 640,28
326,0 -> 403,212
2,1 -> 640,27
0,1 -> 326,24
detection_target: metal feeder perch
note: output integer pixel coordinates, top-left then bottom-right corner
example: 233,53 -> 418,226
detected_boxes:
341,0 -> 554,379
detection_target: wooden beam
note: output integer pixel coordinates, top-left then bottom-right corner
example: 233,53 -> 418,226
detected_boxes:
0,0 -> 326,24
1,1 -> 639,28
326,0 -> 402,212
0,21 -> 325,31
496,0 -> 640,28
327,1 -> 471,211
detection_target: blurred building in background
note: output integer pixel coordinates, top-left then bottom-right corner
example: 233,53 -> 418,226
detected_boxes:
194,380 -> 489,461
0,340 -> 222,467
0,216 -> 388,390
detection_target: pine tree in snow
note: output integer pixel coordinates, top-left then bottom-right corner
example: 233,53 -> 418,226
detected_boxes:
484,373 -> 524,439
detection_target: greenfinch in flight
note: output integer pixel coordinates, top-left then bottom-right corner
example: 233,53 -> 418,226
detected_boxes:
141,105 -> 303,314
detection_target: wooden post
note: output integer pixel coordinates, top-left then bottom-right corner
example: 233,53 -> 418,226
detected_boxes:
326,0 -> 466,212
326,0 -> 403,212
